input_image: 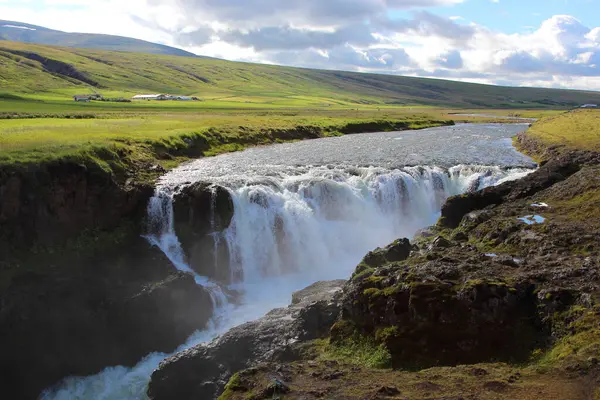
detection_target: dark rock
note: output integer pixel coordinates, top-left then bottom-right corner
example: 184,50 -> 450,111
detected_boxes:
149,164 -> 167,173
147,280 -> 345,400
340,269 -> 546,368
439,159 -> 580,228
258,379 -> 290,397
430,236 -> 452,249
115,271 -> 214,358
172,182 -> 234,280
362,239 -> 412,268
415,381 -> 442,392
0,161 -> 154,255
377,386 -> 401,396
460,210 -> 494,231
483,381 -> 509,392
323,371 -> 345,380
452,231 -> 468,242
0,236 -> 213,400
413,227 -> 436,241
470,368 -> 489,376
494,255 -> 520,268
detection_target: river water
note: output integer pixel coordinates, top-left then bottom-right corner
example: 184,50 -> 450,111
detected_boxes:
43,123 -> 535,400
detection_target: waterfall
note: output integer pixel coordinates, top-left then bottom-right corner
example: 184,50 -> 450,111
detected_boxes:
217,165 -> 529,287
144,188 -> 228,308
41,163 -> 532,400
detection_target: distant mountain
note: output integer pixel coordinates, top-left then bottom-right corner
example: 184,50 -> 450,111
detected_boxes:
0,20 -> 198,57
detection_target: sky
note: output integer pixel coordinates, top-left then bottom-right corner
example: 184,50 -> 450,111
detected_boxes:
2,0 -> 600,90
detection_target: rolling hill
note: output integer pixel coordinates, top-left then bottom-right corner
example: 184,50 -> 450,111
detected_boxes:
2,39 -> 600,109
0,20 -> 197,57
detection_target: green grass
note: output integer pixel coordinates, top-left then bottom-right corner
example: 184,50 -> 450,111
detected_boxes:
319,337 -> 393,369
0,39 -> 585,171
0,110 -> 453,166
2,40 -> 600,109
525,109 -> 600,153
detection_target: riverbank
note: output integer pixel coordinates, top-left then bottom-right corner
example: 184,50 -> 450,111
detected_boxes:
149,109 -> 600,399
0,114 -> 454,257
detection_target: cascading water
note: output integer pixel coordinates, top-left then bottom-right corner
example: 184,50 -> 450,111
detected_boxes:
144,188 -> 228,308
220,165 -> 527,287
41,123 -> 537,400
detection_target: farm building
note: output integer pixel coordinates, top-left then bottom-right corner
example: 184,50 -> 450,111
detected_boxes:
581,104 -> 599,108
73,94 -> 103,102
132,94 -> 167,100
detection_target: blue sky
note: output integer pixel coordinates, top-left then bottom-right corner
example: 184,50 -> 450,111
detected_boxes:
1,0 -> 600,90
424,0 -> 600,32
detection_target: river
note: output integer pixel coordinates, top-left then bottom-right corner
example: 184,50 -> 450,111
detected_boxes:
43,123 -> 536,400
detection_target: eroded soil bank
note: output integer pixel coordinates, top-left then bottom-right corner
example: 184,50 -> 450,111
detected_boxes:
150,112 -> 600,400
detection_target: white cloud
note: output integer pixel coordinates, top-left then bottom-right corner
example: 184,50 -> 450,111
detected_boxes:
0,0 -> 599,89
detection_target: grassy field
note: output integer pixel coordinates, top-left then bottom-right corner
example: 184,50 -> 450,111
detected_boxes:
0,109 -> 457,166
3,40 -> 600,109
525,109 -> 600,153
0,39 -> 591,172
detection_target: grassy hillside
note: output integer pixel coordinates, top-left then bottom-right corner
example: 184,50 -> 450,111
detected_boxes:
2,40 -> 600,109
0,20 -> 197,57
525,109 -> 600,153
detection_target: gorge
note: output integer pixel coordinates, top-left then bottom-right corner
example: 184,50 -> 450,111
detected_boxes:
36,123 -> 538,399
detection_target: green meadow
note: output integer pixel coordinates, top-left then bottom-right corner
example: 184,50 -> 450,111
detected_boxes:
1,39 -> 595,170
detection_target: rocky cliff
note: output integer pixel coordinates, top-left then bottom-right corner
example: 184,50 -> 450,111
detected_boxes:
148,138 -> 600,399
0,161 -> 227,399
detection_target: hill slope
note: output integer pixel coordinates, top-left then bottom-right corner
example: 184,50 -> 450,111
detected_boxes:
2,40 -> 600,108
0,20 -> 197,57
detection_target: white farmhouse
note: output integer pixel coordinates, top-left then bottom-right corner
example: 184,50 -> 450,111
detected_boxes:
132,94 -> 167,101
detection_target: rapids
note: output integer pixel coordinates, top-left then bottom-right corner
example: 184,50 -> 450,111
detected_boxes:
42,123 -> 536,400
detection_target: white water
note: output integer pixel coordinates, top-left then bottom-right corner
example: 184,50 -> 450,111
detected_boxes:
41,162 -> 532,400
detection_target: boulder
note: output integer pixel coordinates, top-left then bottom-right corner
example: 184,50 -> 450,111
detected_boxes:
362,239 -> 412,268
430,236 -> 451,249
147,280 -> 345,400
114,271 -> 214,359
340,269 -> 546,368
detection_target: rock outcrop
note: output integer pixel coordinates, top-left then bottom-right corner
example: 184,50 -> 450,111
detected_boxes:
0,236 -> 214,400
0,160 -> 153,255
147,280 -> 345,400
336,161 -> 600,371
439,158 -> 580,228
172,182 -> 234,281
340,257 -> 545,368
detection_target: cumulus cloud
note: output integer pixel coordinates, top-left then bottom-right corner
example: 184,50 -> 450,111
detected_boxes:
263,45 -> 414,72
491,16 -> 600,78
218,24 -> 377,51
149,0 -> 464,28
433,50 -> 463,69
378,11 -> 475,43
1,0 -> 600,89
